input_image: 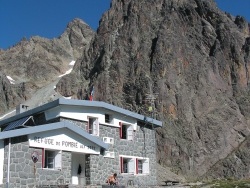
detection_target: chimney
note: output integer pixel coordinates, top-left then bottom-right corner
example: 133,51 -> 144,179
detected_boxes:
16,104 -> 29,114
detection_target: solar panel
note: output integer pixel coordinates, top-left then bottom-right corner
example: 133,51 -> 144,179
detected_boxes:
3,116 -> 32,131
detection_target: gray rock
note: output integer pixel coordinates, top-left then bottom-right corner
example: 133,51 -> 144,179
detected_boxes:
1,0 -> 250,183
57,0 -> 250,181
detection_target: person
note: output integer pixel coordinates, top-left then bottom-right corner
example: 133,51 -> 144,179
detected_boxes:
106,173 -> 117,185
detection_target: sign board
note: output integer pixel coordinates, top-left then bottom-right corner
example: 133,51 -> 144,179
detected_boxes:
28,129 -> 100,154
31,151 -> 39,163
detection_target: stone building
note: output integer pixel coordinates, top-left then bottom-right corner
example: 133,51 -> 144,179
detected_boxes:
0,98 -> 162,187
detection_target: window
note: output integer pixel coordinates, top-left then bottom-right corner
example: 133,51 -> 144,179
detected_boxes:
119,122 -> 133,140
105,114 -> 112,123
137,160 -> 143,174
103,137 -> 114,144
42,149 -> 61,169
120,156 -> 149,175
121,125 -> 127,139
45,150 -> 54,168
136,158 -> 149,174
120,157 -> 135,174
104,151 -> 115,158
88,117 -> 99,136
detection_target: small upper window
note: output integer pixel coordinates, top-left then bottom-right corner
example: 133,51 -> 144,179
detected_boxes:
103,137 -> 114,144
105,114 -> 112,123
88,117 -> 99,136
119,122 -> 133,140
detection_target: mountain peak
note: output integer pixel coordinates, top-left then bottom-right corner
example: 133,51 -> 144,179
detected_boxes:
66,18 -> 91,29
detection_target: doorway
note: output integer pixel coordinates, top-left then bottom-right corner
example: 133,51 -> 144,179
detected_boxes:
71,153 -> 85,185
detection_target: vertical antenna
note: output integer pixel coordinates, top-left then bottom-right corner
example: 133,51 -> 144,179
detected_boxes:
144,76 -> 158,120
145,93 -> 157,119
141,76 -> 159,157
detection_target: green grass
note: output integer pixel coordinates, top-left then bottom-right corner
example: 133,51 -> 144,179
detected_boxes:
191,179 -> 250,188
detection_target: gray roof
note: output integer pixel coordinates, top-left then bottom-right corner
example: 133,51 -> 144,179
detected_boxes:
0,121 -> 109,150
0,98 -> 162,127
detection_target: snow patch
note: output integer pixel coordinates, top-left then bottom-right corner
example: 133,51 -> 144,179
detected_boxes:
0,110 -> 16,120
69,60 -> 75,66
7,76 -> 15,84
58,60 -> 75,78
58,68 -> 73,78
63,96 -> 72,99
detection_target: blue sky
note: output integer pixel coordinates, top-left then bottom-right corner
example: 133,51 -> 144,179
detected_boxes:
0,0 -> 249,49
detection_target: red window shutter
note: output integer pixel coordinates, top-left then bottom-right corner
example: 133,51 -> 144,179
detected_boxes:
42,148 -> 45,168
136,158 -> 138,174
119,122 -> 122,138
120,157 -> 123,173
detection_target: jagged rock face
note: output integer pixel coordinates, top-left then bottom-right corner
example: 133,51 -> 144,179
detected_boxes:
205,136 -> 250,179
60,18 -> 95,61
0,72 -> 30,114
58,0 -> 250,179
0,19 -> 94,113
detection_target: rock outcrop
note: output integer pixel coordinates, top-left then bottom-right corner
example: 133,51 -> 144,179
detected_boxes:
0,18 -> 94,113
204,136 -> 250,180
0,72 -> 29,113
57,0 -> 250,180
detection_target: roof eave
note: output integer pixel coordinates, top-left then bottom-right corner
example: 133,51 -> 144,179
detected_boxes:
0,121 -> 108,150
0,98 -> 162,127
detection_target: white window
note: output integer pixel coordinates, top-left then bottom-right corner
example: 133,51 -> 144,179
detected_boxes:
119,122 -> 134,141
137,158 -> 149,174
103,137 -> 114,144
120,157 -> 135,174
104,151 -> 115,158
138,160 -> 143,174
88,117 -> 99,136
43,150 -> 62,170
120,156 -> 149,175
0,140 -> 4,184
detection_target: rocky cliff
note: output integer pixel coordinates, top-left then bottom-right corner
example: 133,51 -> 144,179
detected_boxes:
56,0 -> 250,180
1,0 -> 250,181
0,18 -> 94,113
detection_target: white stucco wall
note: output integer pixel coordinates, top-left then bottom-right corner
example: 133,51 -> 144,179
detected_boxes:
45,105 -> 138,129
0,140 -> 4,184
28,129 -> 100,154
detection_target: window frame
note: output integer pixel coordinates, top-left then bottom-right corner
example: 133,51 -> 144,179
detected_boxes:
105,114 -> 113,124
119,122 -> 134,141
87,116 -> 99,136
120,155 -> 149,175
120,156 -> 135,174
103,137 -> 114,144
137,159 -> 143,174
136,158 -> 149,174
42,149 -> 62,170
104,151 -> 115,158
